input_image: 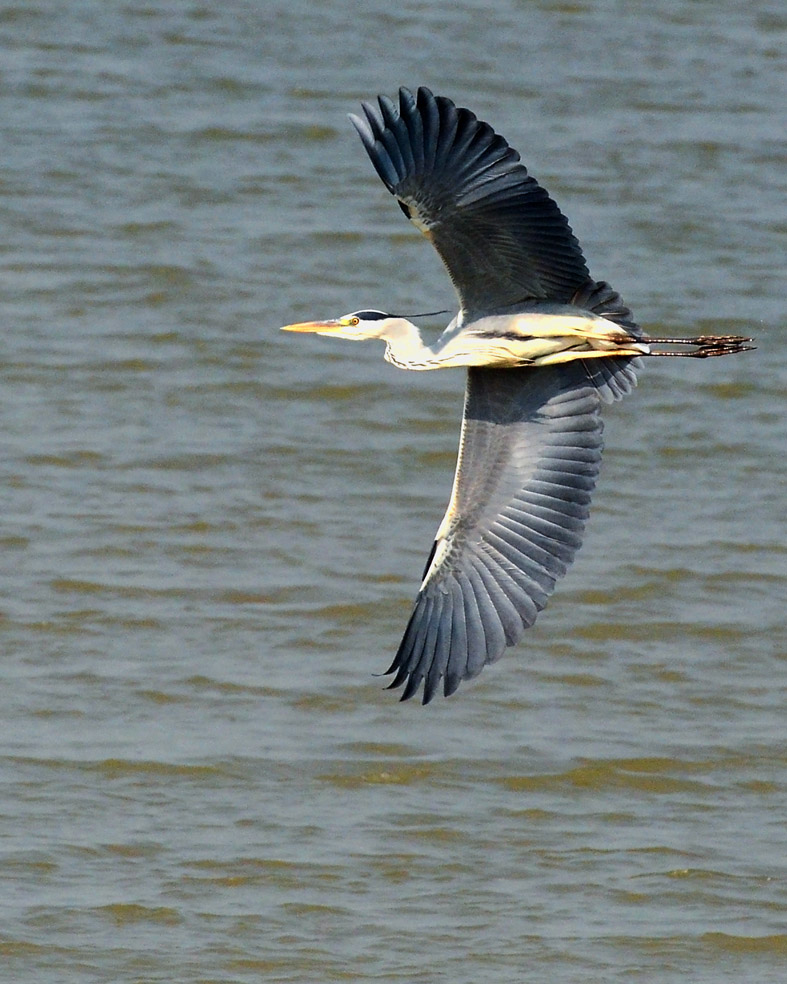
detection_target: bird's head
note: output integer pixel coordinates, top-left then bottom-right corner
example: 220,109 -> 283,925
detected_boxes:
280,309 -> 398,340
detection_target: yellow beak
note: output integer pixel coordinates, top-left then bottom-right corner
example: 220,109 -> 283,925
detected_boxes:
280,319 -> 343,334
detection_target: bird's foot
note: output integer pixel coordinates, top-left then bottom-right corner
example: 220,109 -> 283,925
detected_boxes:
644,334 -> 755,358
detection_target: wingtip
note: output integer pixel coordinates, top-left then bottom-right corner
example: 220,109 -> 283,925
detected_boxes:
398,85 -> 419,111
347,111 -> 372,145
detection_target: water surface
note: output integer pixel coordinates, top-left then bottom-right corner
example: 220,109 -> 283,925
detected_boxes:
1,1 -> 786,982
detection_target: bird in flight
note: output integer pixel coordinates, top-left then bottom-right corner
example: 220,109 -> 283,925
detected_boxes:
282,87 -> 753,704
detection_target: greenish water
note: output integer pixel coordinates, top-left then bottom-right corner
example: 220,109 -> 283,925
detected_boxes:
1,1 -> 785,982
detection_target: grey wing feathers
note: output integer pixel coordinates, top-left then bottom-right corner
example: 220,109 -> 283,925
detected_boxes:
386,365 -> 605,703
349,87 -> 591,317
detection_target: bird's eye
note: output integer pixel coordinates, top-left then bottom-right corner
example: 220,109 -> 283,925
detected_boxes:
349,317 -> 360,326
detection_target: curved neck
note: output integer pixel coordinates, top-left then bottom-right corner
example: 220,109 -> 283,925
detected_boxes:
381,318 -> 437,370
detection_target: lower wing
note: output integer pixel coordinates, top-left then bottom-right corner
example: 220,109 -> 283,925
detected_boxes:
385,363 -> 605,703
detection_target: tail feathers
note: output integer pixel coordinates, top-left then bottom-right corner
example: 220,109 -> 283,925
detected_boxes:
581,355 -> 642,402
572,279 -> 642,403
571,279 -> 642,336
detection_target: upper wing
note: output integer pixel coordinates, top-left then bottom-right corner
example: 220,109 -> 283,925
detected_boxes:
385,364 -> 604,703
349,87 -> 591,319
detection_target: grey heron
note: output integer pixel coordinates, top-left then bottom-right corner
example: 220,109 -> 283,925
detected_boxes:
281,87 -> 753,704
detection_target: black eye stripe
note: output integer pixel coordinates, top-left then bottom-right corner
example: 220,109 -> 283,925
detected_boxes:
347,309 -> 389,321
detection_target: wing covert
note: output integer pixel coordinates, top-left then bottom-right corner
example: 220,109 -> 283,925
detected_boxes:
386,364 -> 605,703
349,87 -> 591,318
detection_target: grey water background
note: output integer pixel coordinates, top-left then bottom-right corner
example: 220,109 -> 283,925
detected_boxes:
1,0 -> 786,981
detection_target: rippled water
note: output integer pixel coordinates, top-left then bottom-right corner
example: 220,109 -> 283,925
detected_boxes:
2,1 -> 786,981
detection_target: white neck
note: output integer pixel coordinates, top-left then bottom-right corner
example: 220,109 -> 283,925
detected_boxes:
381,318 -> 438,370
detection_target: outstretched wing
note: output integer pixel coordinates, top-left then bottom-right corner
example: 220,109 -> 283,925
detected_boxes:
385,364 -> 604,703
349,86 -> 591,319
